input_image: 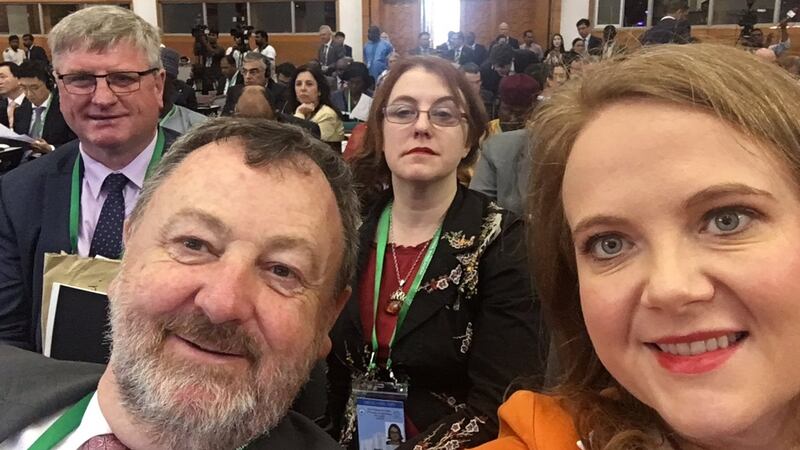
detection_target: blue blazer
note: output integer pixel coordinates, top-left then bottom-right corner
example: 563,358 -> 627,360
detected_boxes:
0,128 -> 179,351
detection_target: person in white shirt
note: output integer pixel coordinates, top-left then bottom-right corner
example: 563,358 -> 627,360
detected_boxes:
254,30 -> 276,79
2,35 -> 25,65
0,61 -> 25,129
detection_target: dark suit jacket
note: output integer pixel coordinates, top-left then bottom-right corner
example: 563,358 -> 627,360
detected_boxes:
326,185 -> 546,449
318,42 -> 346,71
641,17 -> 692,45
216,72 -> 245,96
470,43 -> 489,66
343,44 -> 353,58
587,35 -> 603,53
442,46 -> 475,65
0,97 -> 15,128
0,128 -> 180,351
25,45 -> 49,67
13,95 -> 76,147
409,46 -> 438,57
0,345 -> 340,449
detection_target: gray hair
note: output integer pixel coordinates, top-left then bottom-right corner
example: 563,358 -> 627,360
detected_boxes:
49,5 -> 162,71
128,117 -> 360,297
243,51 -> 270,70
319,25 -> 332,33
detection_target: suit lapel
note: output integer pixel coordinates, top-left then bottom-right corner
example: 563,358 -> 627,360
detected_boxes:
14,100 -> 31,136
41,144 -> 79,253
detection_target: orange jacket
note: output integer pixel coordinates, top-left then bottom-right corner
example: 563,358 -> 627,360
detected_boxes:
471,391 -> 580,450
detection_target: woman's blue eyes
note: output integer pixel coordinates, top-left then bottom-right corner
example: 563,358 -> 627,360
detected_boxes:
581,208 -> 758,261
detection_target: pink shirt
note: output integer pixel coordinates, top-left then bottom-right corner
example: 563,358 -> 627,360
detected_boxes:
76,133 -> 157,256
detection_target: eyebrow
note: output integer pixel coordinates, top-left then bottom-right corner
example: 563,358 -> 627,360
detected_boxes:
160,208 -> 231,240
389,95 -> 458,105
570,183 -> 775,237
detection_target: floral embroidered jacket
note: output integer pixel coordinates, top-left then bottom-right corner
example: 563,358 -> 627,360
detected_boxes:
326,185 -> 547,450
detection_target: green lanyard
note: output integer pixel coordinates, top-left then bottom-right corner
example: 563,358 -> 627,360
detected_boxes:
370,202 -> 441,372
27,392 -> 93,450
27,390 -> 255,450
68,128 -> 166,252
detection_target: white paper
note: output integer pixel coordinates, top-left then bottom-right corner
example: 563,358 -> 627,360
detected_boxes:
349,94 -> 373,122
0,123 -> 34,143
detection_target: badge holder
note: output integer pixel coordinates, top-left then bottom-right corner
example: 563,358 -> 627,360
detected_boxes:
352,363 -> 409,450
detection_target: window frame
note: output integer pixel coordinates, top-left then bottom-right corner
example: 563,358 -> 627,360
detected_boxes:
594,0 -> 784,28
158,0 -> 336,35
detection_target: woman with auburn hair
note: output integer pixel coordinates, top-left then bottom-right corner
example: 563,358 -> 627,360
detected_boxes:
326,56 -> 545,449
476,43 -> 800,449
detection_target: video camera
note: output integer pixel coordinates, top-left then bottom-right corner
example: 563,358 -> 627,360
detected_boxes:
192,24 -> 210,56
230,17 -> 254,52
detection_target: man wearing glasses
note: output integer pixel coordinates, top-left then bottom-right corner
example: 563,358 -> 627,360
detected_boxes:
222,51 -> 272,116
0,5 -> 179,351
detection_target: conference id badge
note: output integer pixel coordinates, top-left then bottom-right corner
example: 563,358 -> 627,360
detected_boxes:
353,378 -> 409,450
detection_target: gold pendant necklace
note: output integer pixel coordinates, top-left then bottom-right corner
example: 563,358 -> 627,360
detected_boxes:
386,220 -> 430,315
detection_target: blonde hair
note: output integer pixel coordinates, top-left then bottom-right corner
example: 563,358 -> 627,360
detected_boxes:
49,5 -> 162,71
528,43 -> 800,448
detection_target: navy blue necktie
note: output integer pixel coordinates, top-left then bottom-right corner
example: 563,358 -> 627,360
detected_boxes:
89,173 -> 128,259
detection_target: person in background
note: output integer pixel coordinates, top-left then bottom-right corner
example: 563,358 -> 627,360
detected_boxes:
480,43 -> 513,97
487,73 -> 539,136
469,127 -> 532,216
225,32 -> 250,69
601,25 -> 622,59
22,34 -> 49,68
334,31 -> 353,58
380,31 -> 392,46
746,11 -> 794,57
409,31 -> 436,56
161,47 -> 197,111
436,31 -> 456,55
3,35 -> 25,65
218,53 -> 244,96
273,62 -> 296,113
538,63 -> 568,101
641,0 -> 692,45
364,25 -> 394,82
496,22 -> 520,49
198,29 -> 225,92
222,51 -> 271,116
519,30 -> 543,61
461,62 -> 497,119
235,84 -> 322,138
332,56 -> 353,92
318,25 -> 345,75
328,55 -> 544,450
14,60 -> 75,156
442,31 -> 474,66
568,37 -> 588,62
331,62 -> 372,121
0,5 -> 180,351
478,42 -> 800,450
543,33 -> 566,67
0,117 -> 358,450
465,31 -> 489,66
159,48 -> 206,134
290,64 -> 344,144
254,30 -> 277,78
375,51 -> 399,87
576,18 -> 602,54
0,61 -> 25,129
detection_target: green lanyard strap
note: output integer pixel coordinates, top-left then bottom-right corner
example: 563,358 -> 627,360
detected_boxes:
27,392 -> 93,450
69,128 -> 166,252
370,202 -> 441,372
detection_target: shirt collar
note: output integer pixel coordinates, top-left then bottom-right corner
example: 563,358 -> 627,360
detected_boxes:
32,93 -> 52,109
662,15 -> 677,20
11,92 -> 25,105
80,131 -> 157,200
66,392 -> 113,448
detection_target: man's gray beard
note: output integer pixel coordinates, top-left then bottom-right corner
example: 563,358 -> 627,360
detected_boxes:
107,274 -> 321,450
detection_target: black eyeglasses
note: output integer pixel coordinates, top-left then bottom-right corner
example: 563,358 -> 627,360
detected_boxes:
384,103 -> 467,127
56,68 -> 159,95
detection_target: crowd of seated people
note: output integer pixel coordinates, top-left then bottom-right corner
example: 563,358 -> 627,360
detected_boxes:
4,3 -> 800,450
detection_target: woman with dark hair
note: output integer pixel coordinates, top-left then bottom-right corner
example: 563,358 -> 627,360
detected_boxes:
289,64 -> 344,143
325,56 -> 544,450
542,33 -> 566,67
331,61 -> 374,121
386,423 -> 404,445
477,43 -> 800,450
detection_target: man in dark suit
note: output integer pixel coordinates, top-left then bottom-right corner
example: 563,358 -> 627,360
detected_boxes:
498,22 -> 520,49
14,60 -> 76,156
334,31 -> 353,58
223,51 -> 272,116
409,31 -> 437,56
317,25 -> 345,75
576,18 -> 603,54
22,34 -> 49,68
641,0 -> 692,45
0,6 -> 176,352
465,32 -> 488,66
217,53 -> 244,96
0,61 -> 25,129
0,119 -> 359,450
441,31 -> 475,65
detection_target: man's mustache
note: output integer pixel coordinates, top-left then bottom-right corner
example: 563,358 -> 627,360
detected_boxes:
161,312 -> 262,364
